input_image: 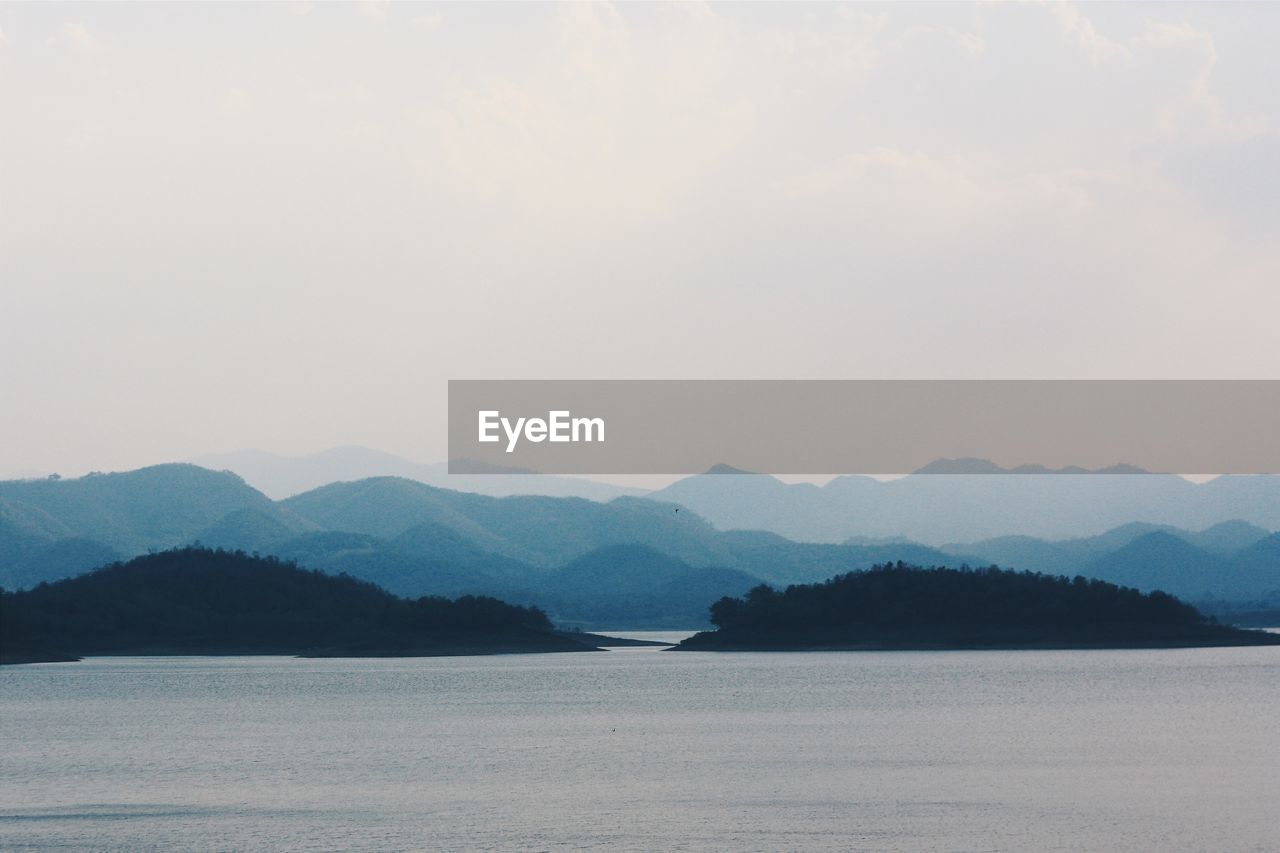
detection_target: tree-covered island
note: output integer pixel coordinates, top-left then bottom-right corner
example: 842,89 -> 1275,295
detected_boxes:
674,563 -> 1280,651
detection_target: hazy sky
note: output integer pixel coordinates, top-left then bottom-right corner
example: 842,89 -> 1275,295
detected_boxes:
2,2 -> 1278,476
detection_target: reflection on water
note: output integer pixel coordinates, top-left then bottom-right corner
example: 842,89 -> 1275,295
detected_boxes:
596,629 -> 697,646
2,647 -> 1278,851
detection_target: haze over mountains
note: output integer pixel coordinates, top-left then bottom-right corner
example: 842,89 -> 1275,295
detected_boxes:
651,465 -> 1280,544
1,465 -> 767,627
192,446 -> 1280,543
1,458 -> 1278,627
191,446 -> 642,501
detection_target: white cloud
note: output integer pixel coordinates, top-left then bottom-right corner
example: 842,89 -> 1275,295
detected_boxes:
357,0 -> 389,20
1131,20 -> 1271,148
218,87 -> 251,115
2,0 -> 1279,470
56,21 -> 102,52
1052,2 -> 1133,67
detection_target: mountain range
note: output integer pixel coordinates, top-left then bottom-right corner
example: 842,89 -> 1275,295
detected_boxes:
1,461 -> 1277,627
942,523 -> 1280,603
191,446 -> 642,501
188,446 -> 1280,545
650,465 -> 1280,544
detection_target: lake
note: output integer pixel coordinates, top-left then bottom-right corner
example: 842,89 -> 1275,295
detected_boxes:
2,643 -> 1278,851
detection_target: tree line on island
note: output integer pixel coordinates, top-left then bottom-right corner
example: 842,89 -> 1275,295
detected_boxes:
0,548 -> 600,664
4,549 -> 1278,664
674,563 -> 1280,651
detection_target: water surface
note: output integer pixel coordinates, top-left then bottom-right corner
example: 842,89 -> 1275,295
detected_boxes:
3,646 -> 1277,851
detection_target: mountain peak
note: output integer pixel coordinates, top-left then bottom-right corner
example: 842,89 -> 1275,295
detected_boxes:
912,458 -> 1007,474
1113,529 -> 1204,555
912,458 -> 1153,475
703,463 -> 758,475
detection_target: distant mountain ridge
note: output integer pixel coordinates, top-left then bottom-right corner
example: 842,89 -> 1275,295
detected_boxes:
0,465 -> 313,555
192,446 -> 643,501
189,448 -> 1280,546
0,466 -> 774,627
532,544 -> 759,629
943,524 -> 1280,602
911,458 -> 1154,475
650,465 -> 1280,544
3,462 -> 1278,627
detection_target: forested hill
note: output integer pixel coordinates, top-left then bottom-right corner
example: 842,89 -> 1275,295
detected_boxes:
4,466 -> 1278,628
0,548 -> 595,664
675,564 -> 1280,651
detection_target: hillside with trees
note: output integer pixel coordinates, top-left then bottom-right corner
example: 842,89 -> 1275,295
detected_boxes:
0,548 -> 595,664
675,563 -> 1280,651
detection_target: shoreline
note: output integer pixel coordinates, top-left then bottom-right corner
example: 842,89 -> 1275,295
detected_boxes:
672,630 -> 1280,653
0,632 -> 674,665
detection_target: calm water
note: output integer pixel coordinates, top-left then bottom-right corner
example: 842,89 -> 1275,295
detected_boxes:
2,645 -> 1278,852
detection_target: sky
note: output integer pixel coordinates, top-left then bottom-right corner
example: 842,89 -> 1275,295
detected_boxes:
1,1 -> 1278,478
